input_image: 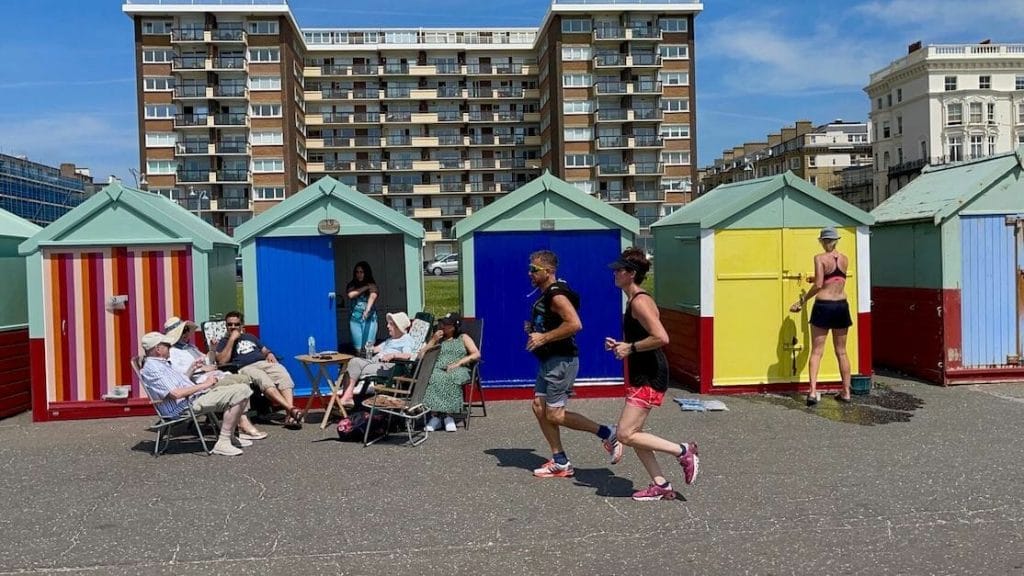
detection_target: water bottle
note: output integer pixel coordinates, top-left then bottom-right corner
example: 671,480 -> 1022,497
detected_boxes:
308,336 -> 316,356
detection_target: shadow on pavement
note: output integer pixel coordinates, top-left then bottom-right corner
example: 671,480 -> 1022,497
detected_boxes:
747,384 -> 924,426
484,447 -> 548,472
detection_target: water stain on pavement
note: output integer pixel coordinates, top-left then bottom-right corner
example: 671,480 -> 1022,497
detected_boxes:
747,384 -> 924,426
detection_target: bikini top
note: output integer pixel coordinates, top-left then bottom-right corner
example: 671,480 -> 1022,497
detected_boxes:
822,253 -> 847,283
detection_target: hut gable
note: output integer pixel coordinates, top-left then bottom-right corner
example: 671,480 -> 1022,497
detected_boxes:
872,149 -> 1024,225
18,182 -> 234,254
0,208 -> 41,240
234,176 -> 424,242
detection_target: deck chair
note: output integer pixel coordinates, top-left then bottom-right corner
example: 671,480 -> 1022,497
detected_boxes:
356,312 -> 435,395
131,356 -> 220,457
458,318 -> 487,429
360,344 -> 441,447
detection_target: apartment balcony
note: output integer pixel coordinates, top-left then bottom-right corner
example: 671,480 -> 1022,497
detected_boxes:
630,54 -> 661,67
174,85 -> 209,99
494,63 -> 524,75
634,162 -> 664,175
387,182 -> 415,194
597,189 -> 666,203
214,169 -> 250,183
178,197 -> 210,212
176,169 -> 211,183
212,113 -> 247,127
411,113 -> 438,124
321,88 -> 350,100
593,26 -> 627,41
214,197 -> 250,210
174,113 -> 209,128
597,108 -> 628,122
597,135 -> 629,149
638,215 -> 659,228
440,205 -> 468,216
594,54 -> 627,68
436,86 -> 462,98
438,159 -> 465,170
171,28 -> 206,43
355,159 -> 383,170
214,85 -> 247,98
410,88 -> 438,99
633,81 -> 663,94
631,27 -> 662,40
215,141 -> 249,155
387,159 -> 414,170
413,207 -> 442,218
352,88 -> 381,99
353,112 -> 382,123
385,111 -> 413,122
635,188 -> 666,202
355,136 -> 385,147
468,182 -> 498,193
439,181 -> 467,192
598,190 -> 630,203
211,28 -> 246,43
383,63 -> 410,74
468,135 -> 496,146
386,135 -> 412,146
357,183 -> 384,194
434,63 -> 461,74
383,88 -> 411,99
467,87 -> 494,99
597,164 -> 629,176
321,65 -> 349,76
322,112 -> 351,124
425,231 -> 443,242
210,57 -> 246,71
322,136 -> 351,147
495,87 -> 524,98
351,63 -> 380,76
595,81 -> 629,95
633,108 -> 663,121
436,110 -> 462,122
412,160 -> 441,171
633,135 -> 664,148
176,141 -> 210,155
413,183 -> 441,194
469,158 -> 497,169
411,136 -> 441,147
172,56 -> 207,70
437,134 -> 463,146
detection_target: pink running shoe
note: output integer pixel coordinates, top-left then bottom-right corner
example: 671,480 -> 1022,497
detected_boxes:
678,443 -> 699,485
602,427 -> 624,465
632,483 -> 676,501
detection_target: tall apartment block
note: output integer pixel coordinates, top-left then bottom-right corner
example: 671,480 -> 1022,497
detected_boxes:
702,120 -> 871,194
866,42 -> 1024,207
123,0 -> 701,257
0,154 -> 95,226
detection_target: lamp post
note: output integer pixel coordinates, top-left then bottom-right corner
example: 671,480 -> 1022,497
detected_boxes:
128,168 -> 148,189
188,187 -> 208,219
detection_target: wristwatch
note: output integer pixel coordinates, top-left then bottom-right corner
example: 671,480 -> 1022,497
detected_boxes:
630,342 -> 638,354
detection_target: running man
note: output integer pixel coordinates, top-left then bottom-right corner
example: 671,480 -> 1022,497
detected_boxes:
525,249 -> 623,478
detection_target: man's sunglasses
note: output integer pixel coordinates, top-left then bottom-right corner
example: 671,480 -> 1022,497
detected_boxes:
528,265 -> 548,273
226,322 -> 242,327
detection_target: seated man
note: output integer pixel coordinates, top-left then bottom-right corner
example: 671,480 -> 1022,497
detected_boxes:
336,311 -> 415,408
139,331 -> 253,457
214,310 -> 305,429
162,316 -> 267,441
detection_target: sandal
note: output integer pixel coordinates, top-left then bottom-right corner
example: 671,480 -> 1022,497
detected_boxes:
284,408 -> 304,430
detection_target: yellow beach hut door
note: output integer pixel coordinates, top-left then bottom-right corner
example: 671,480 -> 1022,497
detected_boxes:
713,228 -> 859,386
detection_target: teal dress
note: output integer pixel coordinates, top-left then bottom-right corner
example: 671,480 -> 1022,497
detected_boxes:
422,337 -> 471,414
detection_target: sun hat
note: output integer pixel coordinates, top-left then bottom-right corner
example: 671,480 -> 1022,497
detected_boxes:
141,331 -> 176,352
818,227 -> 840,241
162,316 -> 197,343
386,312 -> 412,334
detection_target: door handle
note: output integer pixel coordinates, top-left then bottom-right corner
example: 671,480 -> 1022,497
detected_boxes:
781,270 -> 803,281
61,320 -> 67,336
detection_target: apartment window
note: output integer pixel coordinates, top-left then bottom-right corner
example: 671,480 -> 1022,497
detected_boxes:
142,20 -> 173,34
385,31 -> 416,43
662,151 -> 690,165
144,104 -> 175,119
897,147 -> 903,165
969,135 -> 983,158
250,103 -> 282,117
969,102 -> 983,123
659,72 -> 688,86
142,49 -> 173,63
988,135 -> 997,155
876,97 -> 882,110
1017,76 -> 1024,90
250,130 -> 283,145
1019,102 -> 1024,124
570,180 -> 594,194
562,74 -> 592,87
808,155 -> 817,168
660,124 -> 690,139
897,116 -> 903,135
659,18 -> 688,32
897,88 -> 903,102
562,100 -> 594,114
659,45 -> 689,59
882,121 -> 890,138
146,160 -> 178,175
789,157 -> 801,170
145,133 -> 177,147
254,187 -> 286,200
662,177 -> 691,192
921,140 -> 928,159
948,136 -> 963,161
561,18 -> 591,33
945,76 -> 957,91
882,151 -> 890,169
661,98 -> 689,112
144,77 -> 174,91
249,76 -> 281,90
987,102 -> 996,124
248,21 -> 279,35
248,48 -> 280,62
563,127 -> 592,141
979,75 -> 991,89
561,45 -> 591,61
947,102 -> 963,125
887,93 -> 892,107
252,158 -> 284,173
564,154 -> 594,167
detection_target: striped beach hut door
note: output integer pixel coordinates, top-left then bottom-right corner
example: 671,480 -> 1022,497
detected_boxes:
40,246 -> 193,405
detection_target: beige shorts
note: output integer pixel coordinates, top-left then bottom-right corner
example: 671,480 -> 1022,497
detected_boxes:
240,361 -> 296,392
192,383 -> 252,414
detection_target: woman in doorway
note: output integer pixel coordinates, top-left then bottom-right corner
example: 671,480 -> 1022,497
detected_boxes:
789,227 -> 852,405
422,312 -> 481,433
606,248 -> 700,502
346,261 -> 379,353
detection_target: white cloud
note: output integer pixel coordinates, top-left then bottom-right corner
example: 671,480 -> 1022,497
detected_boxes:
0,114 -> 137,181
853,0 -> 1024,39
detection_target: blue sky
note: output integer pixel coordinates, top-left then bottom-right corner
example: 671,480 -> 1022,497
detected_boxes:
1,0 -> 1022,182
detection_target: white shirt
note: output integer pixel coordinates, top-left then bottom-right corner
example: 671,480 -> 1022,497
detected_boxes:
169,344 -> 224,384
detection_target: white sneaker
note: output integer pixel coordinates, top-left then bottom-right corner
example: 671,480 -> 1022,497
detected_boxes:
211,439 -> 243,456
232,435 -> 253,448
444,416 -> 457,432
425,416 -> 442,432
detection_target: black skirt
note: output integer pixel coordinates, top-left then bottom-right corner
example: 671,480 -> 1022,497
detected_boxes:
810,299 -> 852,330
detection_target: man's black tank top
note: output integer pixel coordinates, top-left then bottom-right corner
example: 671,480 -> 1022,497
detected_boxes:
530,281 -> 580,360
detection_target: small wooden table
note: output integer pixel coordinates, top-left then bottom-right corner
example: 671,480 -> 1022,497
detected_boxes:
294,353 -> 354,429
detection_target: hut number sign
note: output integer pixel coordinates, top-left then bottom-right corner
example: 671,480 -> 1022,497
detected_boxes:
317,218 -> 341,235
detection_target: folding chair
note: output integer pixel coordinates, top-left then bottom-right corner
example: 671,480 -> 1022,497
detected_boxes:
356,313 -> 434,395
458,318 -> 487,429
360,345 -> 441,447
201,318 -> 269,414
131,356 -> 220,457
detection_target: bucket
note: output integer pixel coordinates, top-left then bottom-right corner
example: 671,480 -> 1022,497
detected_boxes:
850,374 -> 871,395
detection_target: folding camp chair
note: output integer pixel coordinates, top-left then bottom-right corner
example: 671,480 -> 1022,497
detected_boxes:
360,345 -> 441,447
131,356 -> 220,457
356,312 -> 434,395
457,318 -> 487,429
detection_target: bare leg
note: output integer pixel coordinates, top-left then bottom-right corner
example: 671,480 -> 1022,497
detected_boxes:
544,405 -> 601,435
219,401 -> 244,436
807,326 -> 829,401
832,328 -> 851,399
261,385 -> 295,412
532,397 -> 563,454
617,404 -> 683,485
237,399 -> 262,435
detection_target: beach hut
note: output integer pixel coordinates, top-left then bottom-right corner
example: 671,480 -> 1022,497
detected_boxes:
0,209 -> 41,418
651,171 -> 874,394
454,171 -> 639,398
19,183 -> 237,421
233,176 -> 424,396
872,149 -> 1024,385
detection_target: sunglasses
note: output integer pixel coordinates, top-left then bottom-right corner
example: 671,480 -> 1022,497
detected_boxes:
225,322 -> 242,327
528,265 -> 548,273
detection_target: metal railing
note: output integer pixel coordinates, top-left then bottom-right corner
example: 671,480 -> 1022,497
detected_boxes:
436,86 -> 461,97
633,81 -> 662,93
439,159 -> 464,169
436,110 -> 461,121
440,182 -> 466,193
384,88 -> 411,98
437,134 -> 462,145
386,112 -> 412,122
358,183 -> 384,194
212,28 -> 245,42
352,88 -> 380,98
389,159 -> 414,170
173,56 -> 206,69
321,88 -> 350,99
177,141 -> 209,154
219,197 -> 249,209
216,141 -> 248,154
597,108 -> 628,121
633,135 -> 663,147
594,54 -> 627,66
322,111 -> 353,123
598,136 -> 628,148
214,113 -> 246,125
174,114 -> 208,127
388,182 -> 415,193
353,112 -> 381,122
351,64 -> 379,75
386,135 -> 412,145
176,170 -> 208,182
355,159 -> 382,170
634,108 -> 662,120
634,162 -> 663,174
631,53 -> 661,65
321,65 -> 349,75
216,170 -> 249,182
212,57 -> 246,69
215,84 -> 247,97
174,85 -> 207,98
171,27 -> 204,41
595,81 -> 628,94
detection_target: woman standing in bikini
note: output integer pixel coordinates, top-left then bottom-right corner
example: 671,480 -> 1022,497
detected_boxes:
789,227 -> 852,405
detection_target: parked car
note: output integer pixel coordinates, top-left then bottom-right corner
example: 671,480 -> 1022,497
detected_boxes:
427,253 -> 459,276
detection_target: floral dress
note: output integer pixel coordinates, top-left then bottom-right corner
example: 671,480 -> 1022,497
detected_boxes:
422,336 -> 470,414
